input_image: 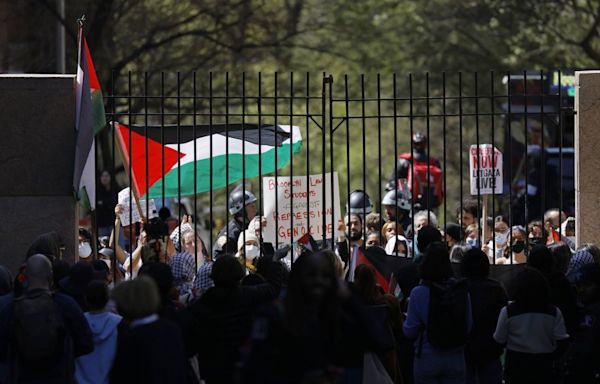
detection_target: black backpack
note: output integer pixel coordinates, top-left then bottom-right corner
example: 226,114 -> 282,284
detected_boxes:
12,290 -> 65,361
425,278 -> 469,349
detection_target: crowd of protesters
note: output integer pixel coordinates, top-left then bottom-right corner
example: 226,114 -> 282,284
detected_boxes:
0,173 -> 599,384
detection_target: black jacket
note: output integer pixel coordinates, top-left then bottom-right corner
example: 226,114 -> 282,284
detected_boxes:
0,289 -> 93,384
464,277 -> 508,364
185,259 -> 283,384
212,218 -> 244,259
111,318 -> 188,384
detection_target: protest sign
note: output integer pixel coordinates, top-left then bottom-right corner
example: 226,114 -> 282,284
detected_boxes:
117,187 -> 158,226
262,172 -> 340,246
470,145 -> 503,195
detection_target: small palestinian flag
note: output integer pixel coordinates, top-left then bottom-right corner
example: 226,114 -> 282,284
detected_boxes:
74,26 -> 106,211
115,123 -> 302,199
296,233 -> 319,254
355,246 -> 407,292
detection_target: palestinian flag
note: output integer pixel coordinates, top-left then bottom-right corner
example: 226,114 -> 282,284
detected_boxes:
355,246 -> 407,292
115,123 -> 302,199
74,27 -> 106,211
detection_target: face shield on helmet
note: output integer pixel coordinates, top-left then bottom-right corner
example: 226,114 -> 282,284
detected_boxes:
229,189 -> 258,216
381,189 -> 411,211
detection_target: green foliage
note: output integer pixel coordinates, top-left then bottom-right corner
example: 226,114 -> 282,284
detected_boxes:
45,0 -> 593,226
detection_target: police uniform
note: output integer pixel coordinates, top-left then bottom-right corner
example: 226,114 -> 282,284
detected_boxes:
212,218 -> 245,259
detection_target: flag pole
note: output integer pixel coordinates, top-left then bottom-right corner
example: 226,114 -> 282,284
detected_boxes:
114,123 -> 147,222
481,194 -> 488,250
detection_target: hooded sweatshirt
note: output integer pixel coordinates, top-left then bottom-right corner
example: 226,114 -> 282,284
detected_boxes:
75,311 -> 122,384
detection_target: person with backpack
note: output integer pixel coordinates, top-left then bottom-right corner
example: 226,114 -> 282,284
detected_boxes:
0,254 -> 93,384
493,267 -> 570,384
403,242 -> 472,384
460,249 -> 508,384
386,132 -> 444,211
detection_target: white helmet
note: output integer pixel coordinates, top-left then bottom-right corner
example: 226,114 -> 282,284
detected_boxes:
381,189 -> 411,211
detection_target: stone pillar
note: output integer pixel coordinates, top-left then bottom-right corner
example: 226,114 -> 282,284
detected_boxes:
0,75 -> 76,275
575,71 -> 600,248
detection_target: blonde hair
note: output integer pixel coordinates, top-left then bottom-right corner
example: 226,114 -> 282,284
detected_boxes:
465,224 -> 479,238
112,276 -> 160,320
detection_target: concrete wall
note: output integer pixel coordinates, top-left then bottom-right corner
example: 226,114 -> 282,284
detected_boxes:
0,75 -> 76,275
575,71 -> 600,248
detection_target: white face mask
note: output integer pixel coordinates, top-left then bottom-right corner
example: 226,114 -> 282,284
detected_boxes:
245,245 -> 260,260
495,231 -> 509,245
78,242 -> 92,258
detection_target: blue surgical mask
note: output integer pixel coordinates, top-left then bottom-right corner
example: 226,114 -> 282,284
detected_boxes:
495,231 -> 509,245
466,238 -> 479,249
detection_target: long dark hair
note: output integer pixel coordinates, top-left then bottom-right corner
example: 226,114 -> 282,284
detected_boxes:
419,241 -> 453,283
285,252 -> 341,339
512,267 -> 551,310
354,264 -> 382,305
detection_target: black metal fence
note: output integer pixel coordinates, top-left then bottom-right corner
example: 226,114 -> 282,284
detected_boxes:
100,71 -> 575,264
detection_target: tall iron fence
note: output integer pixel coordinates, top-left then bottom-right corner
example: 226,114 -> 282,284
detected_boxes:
100,71 -> 575,261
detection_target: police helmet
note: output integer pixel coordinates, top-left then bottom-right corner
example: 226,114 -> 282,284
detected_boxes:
228,189 -> 257,215
381,189 -> 411,211
412,132 -> 427,150
346,189 -> 373,215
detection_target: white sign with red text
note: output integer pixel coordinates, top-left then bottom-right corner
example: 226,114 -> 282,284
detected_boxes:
469,145 -> 503,195
262,172 -> 340,246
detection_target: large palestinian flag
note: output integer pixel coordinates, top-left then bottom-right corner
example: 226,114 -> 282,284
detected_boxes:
74,27 -> 106,210
115,123 -> 302,199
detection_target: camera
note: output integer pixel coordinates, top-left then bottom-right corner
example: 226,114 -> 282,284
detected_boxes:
144,217 -> 168,240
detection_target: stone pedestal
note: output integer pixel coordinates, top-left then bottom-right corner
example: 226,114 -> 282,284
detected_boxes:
0,75 -> 76,274
575,71 -> 600,248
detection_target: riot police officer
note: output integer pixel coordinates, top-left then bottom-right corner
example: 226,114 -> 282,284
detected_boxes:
212,187 -> 258,258
381,189 -> 412,232
345,189 -> 374,222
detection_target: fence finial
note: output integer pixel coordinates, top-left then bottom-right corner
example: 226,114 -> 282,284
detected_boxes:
76,14 -> 86,28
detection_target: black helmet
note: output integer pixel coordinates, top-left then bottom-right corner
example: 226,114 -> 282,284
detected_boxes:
412,132 -> 427,151
346,189 -> 373,215
228,189 -> 257,215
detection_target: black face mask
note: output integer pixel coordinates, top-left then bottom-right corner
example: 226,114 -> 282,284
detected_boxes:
511,240 -> 525,254
529,237 -> 544,247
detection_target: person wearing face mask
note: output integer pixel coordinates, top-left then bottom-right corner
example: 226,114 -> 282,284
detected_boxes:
236,229 -> 261,274
484,217 -> 510,263
464,224 -> 480,249
497,226 -> 528,265
527,220 -> 545,249
78,227 -> 95,262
